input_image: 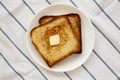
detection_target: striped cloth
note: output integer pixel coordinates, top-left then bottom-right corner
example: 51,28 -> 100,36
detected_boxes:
0,0 -> 120,80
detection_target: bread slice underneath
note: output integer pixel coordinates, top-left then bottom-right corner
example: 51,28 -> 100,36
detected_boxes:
39,14 -> 82,53
31,16 -> 81,67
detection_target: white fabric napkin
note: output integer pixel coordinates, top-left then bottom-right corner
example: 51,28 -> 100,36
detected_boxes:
0,0 -> 120,80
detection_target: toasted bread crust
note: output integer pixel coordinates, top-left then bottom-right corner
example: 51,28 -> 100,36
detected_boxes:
31,16 -> 80,67
39,16 -> 56,25
39,13 -> 82,53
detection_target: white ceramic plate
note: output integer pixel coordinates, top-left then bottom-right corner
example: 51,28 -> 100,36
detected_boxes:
26,4 -> 95,72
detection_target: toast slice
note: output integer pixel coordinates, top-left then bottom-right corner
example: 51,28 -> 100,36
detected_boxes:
31,16 -> 81,67
39,14 -> 82,53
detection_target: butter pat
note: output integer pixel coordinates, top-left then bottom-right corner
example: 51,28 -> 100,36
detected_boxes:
50,35 -> 60,46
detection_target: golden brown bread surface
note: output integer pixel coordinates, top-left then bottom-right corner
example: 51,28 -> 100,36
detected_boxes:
39,14 -> 82,53
31,16 -> 81,67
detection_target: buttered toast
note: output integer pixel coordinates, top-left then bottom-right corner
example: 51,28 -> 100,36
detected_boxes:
39,14 -> 82,53
31,16 -> 81,67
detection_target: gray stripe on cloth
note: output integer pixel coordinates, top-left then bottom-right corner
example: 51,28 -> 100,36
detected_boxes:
45,0 -> 51,5
69,0 -> 78,7
82,65 -> 96,80
93,50 -> 120,79
22,0 -> 35,15
0,28 -> 48,80
92,22 -> 120,54
93,0 -> 120,30
64,72 -> 72,80
0,52 -> 25,80
0,1 -> 27,32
